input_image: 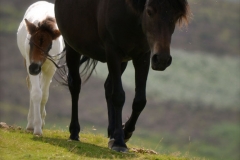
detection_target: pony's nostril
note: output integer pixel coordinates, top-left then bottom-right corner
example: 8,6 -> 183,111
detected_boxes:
152,54 -> 159,64
167,56 -> 172,66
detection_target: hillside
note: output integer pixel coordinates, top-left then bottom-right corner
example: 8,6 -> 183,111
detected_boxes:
172,0 -> 240,55
0,124 -> 196,160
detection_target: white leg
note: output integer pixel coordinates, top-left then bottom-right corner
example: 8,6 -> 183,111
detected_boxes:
26,75 -> 34,131
28,74 -> 43,135
40,61 -> 56,128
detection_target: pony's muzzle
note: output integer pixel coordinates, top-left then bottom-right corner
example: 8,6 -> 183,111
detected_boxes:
29,63 -> 41,75
151,54 -> 172,71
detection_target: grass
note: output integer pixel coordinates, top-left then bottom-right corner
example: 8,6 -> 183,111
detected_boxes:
0,125 -> 201,160
122,122 -> 240,160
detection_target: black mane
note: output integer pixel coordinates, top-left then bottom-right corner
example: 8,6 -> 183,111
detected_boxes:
166,0 -> 190,25
127,0 -> 190,25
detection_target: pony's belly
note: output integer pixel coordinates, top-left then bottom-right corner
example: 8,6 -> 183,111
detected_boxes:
73,43 -> 107,63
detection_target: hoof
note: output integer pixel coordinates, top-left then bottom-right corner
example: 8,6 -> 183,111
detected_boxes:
108,138 -> 128,153
108,138 -> 115,149
33,134 -> 42,137
124,138 -> 130,143
69,135 -> 79,141
33,131 -> 42,136
26,128 -> 34,133
33,127 -> 42,136
122,123 -> 133,143
124,132 -> 133,143
112,146 -> 128,153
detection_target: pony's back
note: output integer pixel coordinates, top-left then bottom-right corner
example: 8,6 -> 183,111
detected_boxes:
23,1 -> 55,26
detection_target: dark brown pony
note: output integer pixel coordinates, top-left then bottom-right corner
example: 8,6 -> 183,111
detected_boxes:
55,0 -> 190,152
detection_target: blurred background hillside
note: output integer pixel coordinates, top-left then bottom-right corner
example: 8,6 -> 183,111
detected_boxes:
0,0 -> 239,160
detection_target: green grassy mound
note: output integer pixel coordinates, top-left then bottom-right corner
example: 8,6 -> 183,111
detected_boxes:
0,123 -> 203,160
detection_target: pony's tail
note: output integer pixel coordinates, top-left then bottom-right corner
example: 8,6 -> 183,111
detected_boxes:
79,56 -> 98,83
54,50 -> 98,86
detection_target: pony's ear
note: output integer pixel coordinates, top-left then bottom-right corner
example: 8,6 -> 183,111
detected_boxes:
25,19 -> 38,35
51,29 -> 61,40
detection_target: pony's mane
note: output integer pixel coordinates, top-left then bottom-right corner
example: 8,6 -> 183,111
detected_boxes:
126,0 -> 191,26
162,0 -> 191,26
38,16 -> 57,32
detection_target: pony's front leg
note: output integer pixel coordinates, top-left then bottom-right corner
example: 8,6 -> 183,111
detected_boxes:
106,46 -> 127,152
28,74 -> 43,135
104,62 -> 128,139
66,43 -> 81,141
40,60 -> 56,128
26,75 -> 34,131
123,52 -> 150,142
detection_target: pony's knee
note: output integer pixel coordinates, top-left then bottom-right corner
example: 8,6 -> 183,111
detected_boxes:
104,79 -> 112,99
41,94 -> 49,105
112,90 -> 125,109
30,88 -> 42,103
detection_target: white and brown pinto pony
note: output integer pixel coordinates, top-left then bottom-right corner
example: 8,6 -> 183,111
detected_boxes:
17,1 -> 64,135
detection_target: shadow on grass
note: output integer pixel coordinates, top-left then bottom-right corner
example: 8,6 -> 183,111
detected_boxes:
32,136 -> 137,159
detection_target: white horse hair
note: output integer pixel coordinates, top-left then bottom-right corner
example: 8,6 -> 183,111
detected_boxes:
17,1 -> 64,135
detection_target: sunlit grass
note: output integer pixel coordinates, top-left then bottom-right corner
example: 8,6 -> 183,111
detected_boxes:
0,126 -> 197,160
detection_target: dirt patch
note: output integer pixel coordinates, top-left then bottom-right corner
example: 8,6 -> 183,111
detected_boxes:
0,122 -> 9,129
130,147 -> 158,154
0,122 -> 22,130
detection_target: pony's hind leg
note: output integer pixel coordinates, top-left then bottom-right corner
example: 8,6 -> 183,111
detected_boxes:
66,43 -> 81,141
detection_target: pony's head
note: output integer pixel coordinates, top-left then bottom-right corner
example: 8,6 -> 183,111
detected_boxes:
25,17 -> 61,75
128,0 -> 190,71
143,0 -> 190,71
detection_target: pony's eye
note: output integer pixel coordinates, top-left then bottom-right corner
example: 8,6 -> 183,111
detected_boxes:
147,8 -> 155,17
